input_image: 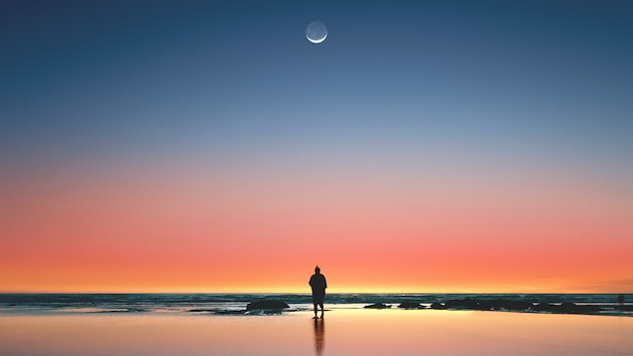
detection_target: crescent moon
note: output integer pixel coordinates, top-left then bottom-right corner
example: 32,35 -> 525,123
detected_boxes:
306,21 -> 328,44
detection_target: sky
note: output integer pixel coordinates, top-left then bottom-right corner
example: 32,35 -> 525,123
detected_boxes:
1,0 -> 632,293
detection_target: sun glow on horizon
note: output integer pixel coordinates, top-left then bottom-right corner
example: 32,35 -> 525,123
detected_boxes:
3,279 -> 632,295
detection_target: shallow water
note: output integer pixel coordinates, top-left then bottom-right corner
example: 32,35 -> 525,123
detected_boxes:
1,308 -> 631,356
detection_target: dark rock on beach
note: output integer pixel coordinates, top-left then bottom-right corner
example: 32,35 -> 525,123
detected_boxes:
213,309 -> 248,315
559,302 -> 602,314
188,308 -> 217,313
398,302 -> 423,309
364,303 -> 391,309
559,302 -> 581,313
445,298 -> 533,311
479,299 -> 533,311
533,303 -> 557,312
245,300 -> 289,311
532,302 -> 603,314
430,302 -> 446,309
445,298 -> 479,309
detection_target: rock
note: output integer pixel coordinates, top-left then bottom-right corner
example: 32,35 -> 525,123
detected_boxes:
533,303 -> 556,312
558,302 -> 601,314
213,309 -> 247,315
364,303 -> 391,309
480,300 -> 533,311
534,302 -> 602,314
398,302 -> 422,309
430,303 -> 446,309
245,300 -> 289,311
501,300 -> 533,311
559,302 -> 580,313
444,299 -> 532,311
445,298 -> 478,309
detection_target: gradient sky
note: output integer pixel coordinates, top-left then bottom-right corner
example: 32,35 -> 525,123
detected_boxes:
1,0 -> 632,293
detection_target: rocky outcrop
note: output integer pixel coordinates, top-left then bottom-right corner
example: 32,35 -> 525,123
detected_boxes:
397,302 -> 424,309
533,303 -> 556,312
364,303 -> 391,309
445,298 -> 478,309
245,300 -> 289,311
444,299 -> 532,311
478,300 -> 532,311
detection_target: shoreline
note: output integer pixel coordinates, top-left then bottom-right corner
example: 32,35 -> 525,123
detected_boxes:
1,293 -> 631,318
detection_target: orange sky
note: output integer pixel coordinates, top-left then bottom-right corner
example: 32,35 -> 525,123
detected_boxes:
2,161 -> 632,293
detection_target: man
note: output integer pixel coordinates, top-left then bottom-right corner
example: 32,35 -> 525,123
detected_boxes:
309,266 -> 327,318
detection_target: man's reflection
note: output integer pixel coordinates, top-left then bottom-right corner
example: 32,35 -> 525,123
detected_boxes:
313,317 -> 325,355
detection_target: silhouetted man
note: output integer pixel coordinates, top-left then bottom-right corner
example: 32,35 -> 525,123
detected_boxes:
309,266 -> 327,318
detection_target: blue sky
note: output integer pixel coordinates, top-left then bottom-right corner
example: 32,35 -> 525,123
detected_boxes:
3,1 -> 632,166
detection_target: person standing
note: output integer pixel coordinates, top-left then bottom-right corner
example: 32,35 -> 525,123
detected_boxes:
309,266 -> 327,319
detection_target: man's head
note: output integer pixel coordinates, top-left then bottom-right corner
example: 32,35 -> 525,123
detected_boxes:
315,266 -> 321,274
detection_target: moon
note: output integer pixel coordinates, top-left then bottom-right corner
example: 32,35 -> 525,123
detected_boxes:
306,21 -> 327,44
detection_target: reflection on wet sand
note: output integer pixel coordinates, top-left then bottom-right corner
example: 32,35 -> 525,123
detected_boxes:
313,317 -> 325,355
2,310 -> 632,356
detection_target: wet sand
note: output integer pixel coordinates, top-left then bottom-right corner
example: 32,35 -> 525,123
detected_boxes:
1,308 -> 632,356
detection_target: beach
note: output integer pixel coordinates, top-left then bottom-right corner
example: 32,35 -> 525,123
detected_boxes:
1,294 -> 632,356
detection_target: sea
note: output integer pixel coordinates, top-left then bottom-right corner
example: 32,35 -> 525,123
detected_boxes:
1,293 -> 630,316
2,293 -> 632,356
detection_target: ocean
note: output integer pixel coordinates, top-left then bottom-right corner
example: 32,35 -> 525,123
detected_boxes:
1,293 -> 630,316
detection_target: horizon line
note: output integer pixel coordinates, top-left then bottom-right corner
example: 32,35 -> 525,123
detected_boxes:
1,290 -> 629,295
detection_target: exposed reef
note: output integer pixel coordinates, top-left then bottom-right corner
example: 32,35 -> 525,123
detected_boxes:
429,298 -> 628,315
245,300 -> 290,311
